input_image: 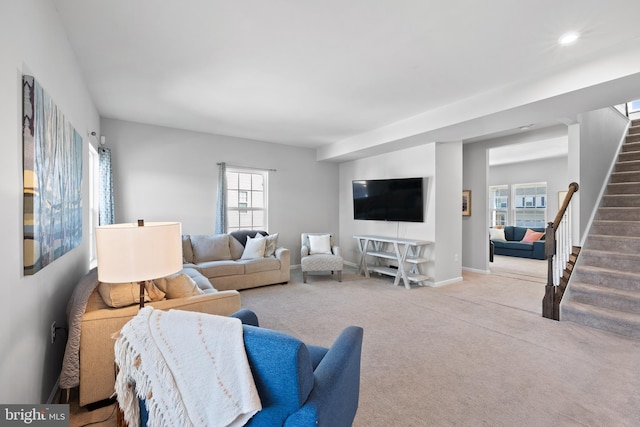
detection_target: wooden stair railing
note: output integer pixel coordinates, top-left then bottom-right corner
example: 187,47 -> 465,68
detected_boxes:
543,182 -> 579,320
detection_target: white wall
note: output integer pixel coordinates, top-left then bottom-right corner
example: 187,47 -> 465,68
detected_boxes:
435,142 -> 463,285
0,1 -> 100,403
100,118 -> 339,265
575,107 -> 629,241
339,144 -> 436,268
338,142 -> 462,285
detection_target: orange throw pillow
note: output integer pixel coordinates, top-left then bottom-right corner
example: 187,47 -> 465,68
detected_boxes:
521,228 -> 544,243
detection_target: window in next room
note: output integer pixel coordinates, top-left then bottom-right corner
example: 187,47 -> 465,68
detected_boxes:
489,182 -> 547,229
489,185 -> 509,227
513,182 -> 546,228
226,168 -> 269,233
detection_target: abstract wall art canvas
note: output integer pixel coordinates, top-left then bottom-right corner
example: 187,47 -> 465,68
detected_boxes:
23,75 -> 82,275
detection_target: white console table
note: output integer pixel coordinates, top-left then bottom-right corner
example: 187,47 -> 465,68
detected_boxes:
353,235 -> 433,289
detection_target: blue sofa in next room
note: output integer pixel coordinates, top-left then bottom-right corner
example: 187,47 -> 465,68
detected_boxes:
490,226 -> 546,260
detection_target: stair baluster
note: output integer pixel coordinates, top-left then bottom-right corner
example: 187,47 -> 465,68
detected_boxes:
543,182 -> 579,320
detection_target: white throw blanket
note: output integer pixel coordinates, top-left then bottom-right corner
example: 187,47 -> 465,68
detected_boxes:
115,307 -> 261,427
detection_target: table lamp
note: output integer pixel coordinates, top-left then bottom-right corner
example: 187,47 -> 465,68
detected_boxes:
95,220 -> 182,309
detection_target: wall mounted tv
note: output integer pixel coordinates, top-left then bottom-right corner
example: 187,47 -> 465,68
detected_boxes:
352,177 -> 424,222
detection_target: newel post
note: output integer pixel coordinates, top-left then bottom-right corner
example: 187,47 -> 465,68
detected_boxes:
542,221 -> 556,319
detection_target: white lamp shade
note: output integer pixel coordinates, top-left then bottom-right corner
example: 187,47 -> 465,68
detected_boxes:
96,221 -> 182,283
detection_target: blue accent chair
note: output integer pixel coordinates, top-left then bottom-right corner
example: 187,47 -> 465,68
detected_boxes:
140,309 -> 363,427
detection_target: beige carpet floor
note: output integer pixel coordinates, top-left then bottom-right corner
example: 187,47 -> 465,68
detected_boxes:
69,256 -> 640,426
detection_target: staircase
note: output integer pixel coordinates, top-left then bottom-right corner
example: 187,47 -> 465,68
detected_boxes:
560,118 -> 640,339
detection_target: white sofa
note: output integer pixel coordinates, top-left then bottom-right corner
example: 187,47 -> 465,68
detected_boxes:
181,230 -> 290,290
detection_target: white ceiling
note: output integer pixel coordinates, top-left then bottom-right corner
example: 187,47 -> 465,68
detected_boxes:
52,0 -> 640,161
489,136 -> 568,166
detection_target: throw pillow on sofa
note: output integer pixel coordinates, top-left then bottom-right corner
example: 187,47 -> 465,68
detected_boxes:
182,235 -> 194,263
521,228 -> 544,243
263,233 -> 279,257
255,232 -> 279,257
241,235 -> 267,259
154,273 -> 204,299
489,228 -> 506,242
98,281 -> 165,308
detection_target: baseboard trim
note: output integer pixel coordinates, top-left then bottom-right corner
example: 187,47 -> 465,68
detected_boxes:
432,276 -> 464,287
462,266 -> 490,274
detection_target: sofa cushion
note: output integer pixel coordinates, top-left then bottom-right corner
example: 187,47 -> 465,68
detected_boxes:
182,235 -> 194,263
239,257 -> 281,274
198,260 -> 246,278
191,234 -> 232,263
229,236 -> 246,260
180,267 -> 216,292
98,281 -> 165,308
242,235 -> 267,260
153,273 -> 205,299
498,241 -> 535,251
503,226 -> 515,241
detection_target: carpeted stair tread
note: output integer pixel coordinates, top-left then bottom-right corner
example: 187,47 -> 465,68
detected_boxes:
579,248 -> 640,273
615,159 -> 640,172
601,193 -> 640,207
571,264 -> 640,292
618,151 -> 640,162
605,182 -> 640,194
596,206 -> 640,221
610,170 -> 640,182
619,152 -> 640,163
566,281 -> 640,314
590,219 -> 640,236
629,125 -> 640,135
560,300 -> 640,339
586,234 -> 640,251
624,135 -> 640,145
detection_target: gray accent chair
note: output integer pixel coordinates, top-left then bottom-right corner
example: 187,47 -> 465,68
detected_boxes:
301,233 -> 344,283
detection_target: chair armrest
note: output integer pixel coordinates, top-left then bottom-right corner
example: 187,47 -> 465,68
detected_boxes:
284,326 -> 363,427
230,308 -> 260,327
332,246 -> 341,257
532,240 -> 546,259
301,245 -> 309,257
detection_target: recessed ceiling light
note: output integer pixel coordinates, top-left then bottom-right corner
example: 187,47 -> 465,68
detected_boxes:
559,32 -> 580,46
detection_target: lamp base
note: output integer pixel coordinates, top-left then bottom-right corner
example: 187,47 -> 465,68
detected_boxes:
139,280 -> 145,309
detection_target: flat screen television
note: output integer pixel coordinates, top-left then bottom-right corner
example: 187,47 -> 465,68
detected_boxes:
352,177 -> 424,222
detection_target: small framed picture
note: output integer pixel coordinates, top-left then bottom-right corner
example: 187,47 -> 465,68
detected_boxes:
462,190 -> 471,216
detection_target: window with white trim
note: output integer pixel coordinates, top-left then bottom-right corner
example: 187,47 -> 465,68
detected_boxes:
226,168 -> 268,232
513,182 -> 547,228
489,185 -> 509,227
